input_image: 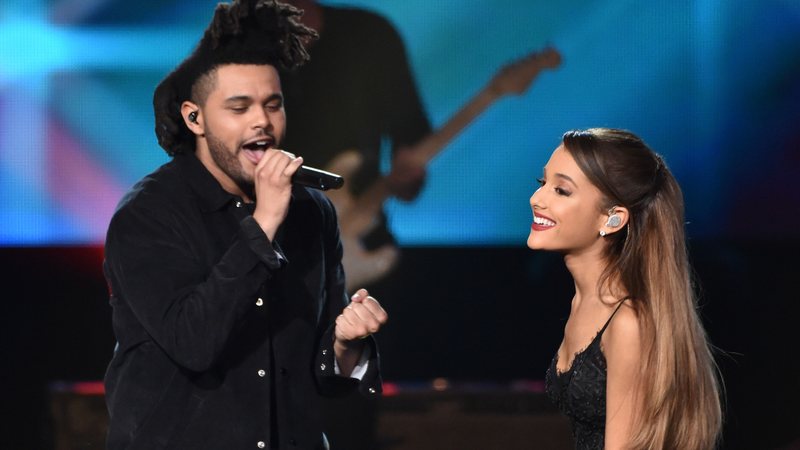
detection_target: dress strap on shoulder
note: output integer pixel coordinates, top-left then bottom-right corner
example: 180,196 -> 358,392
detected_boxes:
598,298 -> 628,335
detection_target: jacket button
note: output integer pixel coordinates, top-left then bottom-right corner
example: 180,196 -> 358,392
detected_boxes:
257,369 -> 266,377
257,441 -> 265,448
256,298 -> 264,306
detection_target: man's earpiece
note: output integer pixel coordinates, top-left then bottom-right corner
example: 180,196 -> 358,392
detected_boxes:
188,111 -> 198,123
606,214 -> 622,228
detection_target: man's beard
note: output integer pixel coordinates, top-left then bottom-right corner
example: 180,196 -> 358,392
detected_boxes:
206,130 -> 255,199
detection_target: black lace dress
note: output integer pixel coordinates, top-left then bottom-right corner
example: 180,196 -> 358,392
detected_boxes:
545,304 -> 623,450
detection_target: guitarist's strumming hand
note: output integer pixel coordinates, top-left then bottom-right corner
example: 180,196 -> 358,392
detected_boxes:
386,146 -> 427,201
334,288 -> 388,376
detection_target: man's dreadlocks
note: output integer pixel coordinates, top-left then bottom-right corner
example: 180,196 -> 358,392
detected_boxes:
153,0 -> 317,156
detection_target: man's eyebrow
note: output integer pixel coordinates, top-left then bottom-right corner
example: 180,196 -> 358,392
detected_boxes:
224,93 -> 284,103
223,95 -> 252,103
265,93 -> 283,103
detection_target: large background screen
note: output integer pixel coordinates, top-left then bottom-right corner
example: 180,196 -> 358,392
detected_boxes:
1,0 -> 798,245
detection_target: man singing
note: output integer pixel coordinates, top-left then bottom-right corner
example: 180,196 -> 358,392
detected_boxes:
102,1 -> 387,448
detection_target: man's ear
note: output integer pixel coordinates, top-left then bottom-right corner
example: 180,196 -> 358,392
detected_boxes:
181,101 -> 203,135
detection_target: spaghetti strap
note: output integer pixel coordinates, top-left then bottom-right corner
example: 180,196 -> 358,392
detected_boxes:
598,300 -> 627,335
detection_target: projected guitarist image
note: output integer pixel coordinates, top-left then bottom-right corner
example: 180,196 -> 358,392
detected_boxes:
281,1 -> 561,291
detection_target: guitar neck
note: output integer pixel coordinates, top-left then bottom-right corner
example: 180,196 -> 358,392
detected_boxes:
412,87 -> 499,165
337,47 -> 560,249
354,86 -> 501,217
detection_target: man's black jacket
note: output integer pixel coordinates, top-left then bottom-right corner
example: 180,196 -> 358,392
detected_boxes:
103,153 -> 380,450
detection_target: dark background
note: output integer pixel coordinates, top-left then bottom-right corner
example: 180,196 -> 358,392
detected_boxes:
1,240 -> 797,449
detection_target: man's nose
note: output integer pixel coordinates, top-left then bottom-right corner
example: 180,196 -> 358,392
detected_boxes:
253,108 -> 270,130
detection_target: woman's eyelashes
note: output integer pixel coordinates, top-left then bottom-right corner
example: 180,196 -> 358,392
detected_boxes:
536,177 -> 572,197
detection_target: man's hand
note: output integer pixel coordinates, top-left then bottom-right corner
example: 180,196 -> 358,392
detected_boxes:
335,289 -> 388,341
333,289 -> 388,376
386,147 -> 426,201
252,149 -> 304,240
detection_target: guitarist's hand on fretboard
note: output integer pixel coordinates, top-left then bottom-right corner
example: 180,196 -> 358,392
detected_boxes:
386,146 -> 427,201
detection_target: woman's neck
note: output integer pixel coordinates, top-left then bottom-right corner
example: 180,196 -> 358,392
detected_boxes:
564,248 -> 624,308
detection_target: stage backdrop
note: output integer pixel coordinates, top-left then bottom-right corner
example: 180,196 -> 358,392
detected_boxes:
2,3 -> 799,449
1,0 -> 798,246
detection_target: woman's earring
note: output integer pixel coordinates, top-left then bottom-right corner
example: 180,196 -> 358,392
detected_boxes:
599,230 -> 607,237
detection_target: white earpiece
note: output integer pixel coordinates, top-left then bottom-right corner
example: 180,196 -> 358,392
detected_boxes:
606,214 -> 622,228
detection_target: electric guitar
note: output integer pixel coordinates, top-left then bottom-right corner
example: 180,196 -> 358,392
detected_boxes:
325,47 -> 562,291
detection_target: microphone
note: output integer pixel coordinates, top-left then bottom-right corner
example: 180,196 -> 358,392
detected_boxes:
292,165 -> 344,191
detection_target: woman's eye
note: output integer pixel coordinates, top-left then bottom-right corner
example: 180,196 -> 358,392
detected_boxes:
536,177 -> 546,186
555,187 -> 572,196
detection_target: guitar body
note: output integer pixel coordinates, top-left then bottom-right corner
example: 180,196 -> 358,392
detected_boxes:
324,150 -> 399,291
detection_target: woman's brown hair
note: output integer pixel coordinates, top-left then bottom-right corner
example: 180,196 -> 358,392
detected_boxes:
562,128 -> 722,449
